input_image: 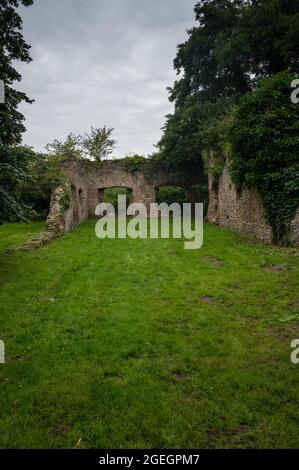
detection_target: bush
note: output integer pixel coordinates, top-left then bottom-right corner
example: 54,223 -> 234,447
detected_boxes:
0,145 -> 67,223
229,71 -> 299,243
0,146 -> 35,224
103,187 -> 131,212
59,188 -> 71,216
156,186 -> 186,206
123,155 -> 147,174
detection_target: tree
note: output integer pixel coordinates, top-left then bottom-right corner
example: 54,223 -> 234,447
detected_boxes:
80,126 -> 117,161
46,133 -> 82,160
156,98 -> 205,180
17,148 -> 67,220
170,0 -> 299,109
240,0 -> 299,78
169,0 -> 249,109
158,0 -> 299,178
0,0 -> 34,223
0,146 -> 33,222
0,0 -> 34,145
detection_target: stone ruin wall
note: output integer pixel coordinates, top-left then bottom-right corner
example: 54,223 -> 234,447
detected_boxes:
46,159 -> 193,236
45,156 -> 299,247
208,160 -> 299,246
46,160 -> 89,235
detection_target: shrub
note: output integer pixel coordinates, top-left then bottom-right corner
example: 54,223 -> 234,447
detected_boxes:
123,155 -> 147,174
59,188 -> 71,216
156,186 -> 186,206
103,187 -> 131,212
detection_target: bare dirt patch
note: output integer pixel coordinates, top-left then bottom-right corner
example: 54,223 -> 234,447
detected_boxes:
49,424 -> 71,438
202,256 -> 224,267
289,301 -> 299,310
212,259 -> 224,267
168,251 -> 178,256
200,296 -> 227,307
271,322 -> 299,341
264,265 -> 288,274
172,370 -> 191,381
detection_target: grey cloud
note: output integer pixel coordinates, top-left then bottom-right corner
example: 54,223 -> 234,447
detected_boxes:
17,0 -> 196,156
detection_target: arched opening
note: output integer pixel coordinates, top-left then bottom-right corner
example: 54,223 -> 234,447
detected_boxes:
71,185 -> 79,225
78,188 -> 85,218
78,188 -> 84,206
155,186 -> 186,207
98,187 -> 133,212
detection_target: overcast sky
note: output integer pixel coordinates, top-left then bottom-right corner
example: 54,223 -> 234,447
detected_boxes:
17,0 -> 196,157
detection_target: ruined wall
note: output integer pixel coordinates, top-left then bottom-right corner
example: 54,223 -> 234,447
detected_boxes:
86,161 -> 156,217
46,156 -> 299,246
46,159 -> 198,235
290,209 -> 299,246
46,160 -> 89,234
208,161 -> 299,246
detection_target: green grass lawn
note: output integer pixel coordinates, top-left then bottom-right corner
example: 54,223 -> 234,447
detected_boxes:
0,220 -> 299,449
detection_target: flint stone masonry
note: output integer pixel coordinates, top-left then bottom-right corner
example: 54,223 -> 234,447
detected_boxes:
208,160 -> 299,246
46,159 -> 202,235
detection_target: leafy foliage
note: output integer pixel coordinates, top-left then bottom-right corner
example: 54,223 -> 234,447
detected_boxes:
59,188 -> 71,216
156,99 -> 205,180
158,0 -> 299,243
170,0 -> 249,109
45,128 -> 117,162
0,146 -> 34,223
80,126 -> 117,161
46,134 -> 82,161
229,72 -> 299,243
0,145 -> 67,223
123,154 -> 147,174
0,1 -> 35,222
0,0 -> 34,145
170,0 -> 299,108
156,186 -> 186,206
103,187 -> 131,211
158,0 -> 299,171
20,151 -> 67,219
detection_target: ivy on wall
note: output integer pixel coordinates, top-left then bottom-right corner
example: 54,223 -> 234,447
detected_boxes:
229,72 -> 299,244
59,188 -> 71,216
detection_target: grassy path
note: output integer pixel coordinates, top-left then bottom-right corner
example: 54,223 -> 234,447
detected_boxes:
0,220 -> 299,448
